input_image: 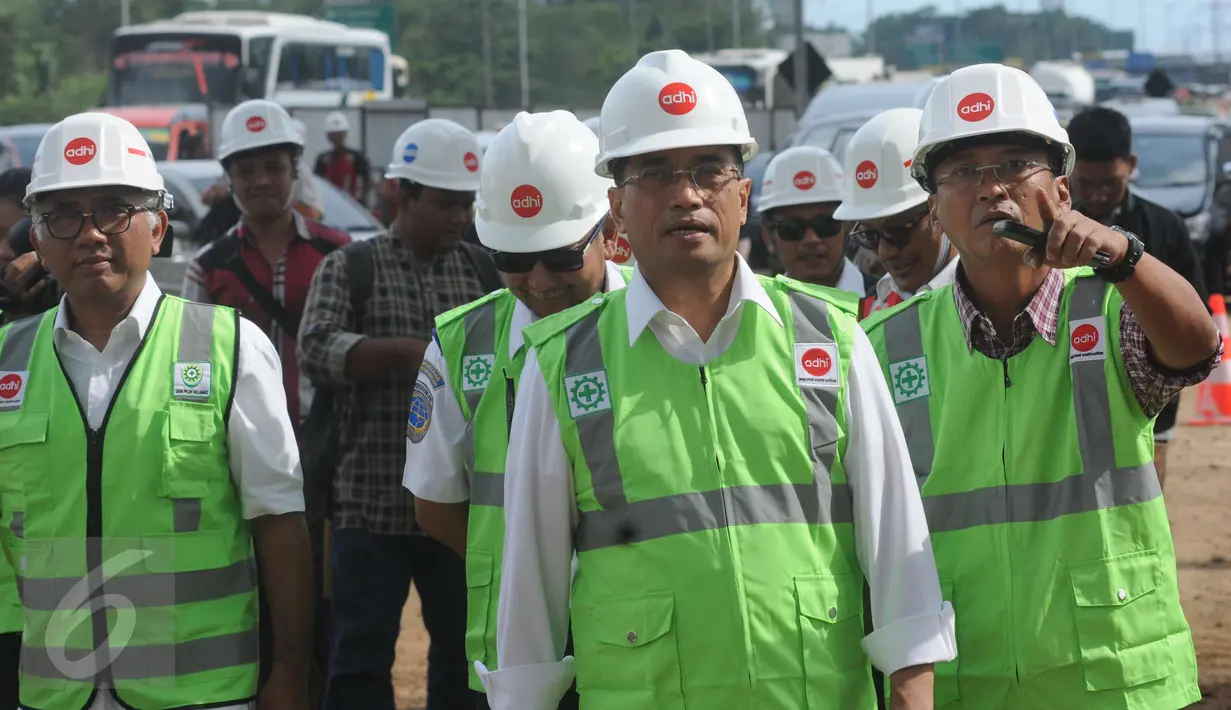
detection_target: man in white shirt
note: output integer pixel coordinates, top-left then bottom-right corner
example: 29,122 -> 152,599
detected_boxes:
834,109 -> 958,320
759,145 -> 873,297
2,113 -> 311,710
481,50 -> 955,710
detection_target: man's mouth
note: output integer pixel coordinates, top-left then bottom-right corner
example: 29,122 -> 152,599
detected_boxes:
665,218 -> 712,238
980,209 -> 1018,227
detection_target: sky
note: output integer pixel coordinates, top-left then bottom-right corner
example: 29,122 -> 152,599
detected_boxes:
805,0 -> 1228,56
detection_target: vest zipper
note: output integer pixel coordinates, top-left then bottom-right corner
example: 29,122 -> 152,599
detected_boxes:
504,375 -> 516,437
1001,357 -> 1021,689
1001,357 -> 1012,388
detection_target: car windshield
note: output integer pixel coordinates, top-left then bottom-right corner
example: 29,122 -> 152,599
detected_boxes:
316,177 -> 380,233
1133,133 -> 1208,187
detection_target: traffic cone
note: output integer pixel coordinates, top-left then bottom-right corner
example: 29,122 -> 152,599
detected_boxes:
1187,294 -> 1231,427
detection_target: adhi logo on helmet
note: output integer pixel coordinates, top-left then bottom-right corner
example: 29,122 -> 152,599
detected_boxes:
464,152 -> 480,173
855,160 -> 879,189
511,184 -> 544,219
63,138 -> 97,166
793,171 -> 816,190
658,82 -> 697,116
246,116 -> 266,133
957,93 -> 996,123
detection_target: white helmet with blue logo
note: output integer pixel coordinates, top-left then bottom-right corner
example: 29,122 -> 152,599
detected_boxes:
385,118 -> 482,192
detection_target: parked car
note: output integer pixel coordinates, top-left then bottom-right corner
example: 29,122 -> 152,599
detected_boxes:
0,123 -> 54,168
789,78 -> 943,161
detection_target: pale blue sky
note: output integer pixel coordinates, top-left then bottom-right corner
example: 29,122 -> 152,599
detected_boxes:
806,0 -> 1224,55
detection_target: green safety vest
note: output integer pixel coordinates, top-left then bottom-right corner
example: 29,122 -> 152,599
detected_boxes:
524,274 -> 875,710
0,297 -> 260,710
862,270 -> 1200,710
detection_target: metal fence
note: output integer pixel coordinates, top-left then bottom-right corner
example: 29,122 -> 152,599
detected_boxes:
208,102 -> 799,174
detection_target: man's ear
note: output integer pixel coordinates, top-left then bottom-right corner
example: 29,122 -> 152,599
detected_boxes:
150,210 -> 168,258
608,187 -> 626,236
1128,154 -> 1139,173
1054,175 -> 1073,211
599,218 -> 619,260
928,195 -> 943,241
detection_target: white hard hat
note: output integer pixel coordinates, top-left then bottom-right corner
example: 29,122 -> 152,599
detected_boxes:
217,99 -> 303,163
833,108 -> 930,221
582,116 -> 601,137
476,111 -> 610,253
594,49 -> 758,178
24,112 -> 164,207
757,146 -> 845,214
325,111 -> 350,134
912,63 -> 1074,192
385,119 -> 482,192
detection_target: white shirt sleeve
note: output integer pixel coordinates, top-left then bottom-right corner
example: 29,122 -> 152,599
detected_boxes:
475,347 -> 577,710
227,317 -> 306,520
294,156 -> 325,213
403,340 -> 470,503
844,327 -> 957,675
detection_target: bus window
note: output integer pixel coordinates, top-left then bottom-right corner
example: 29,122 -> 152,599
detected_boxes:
245,37 -> 275,100
276,42 -> 376,93
109,33 -> 242,106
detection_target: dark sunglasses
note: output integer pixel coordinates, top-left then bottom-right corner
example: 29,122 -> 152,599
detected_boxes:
490,214 -> 606,274
850,210 -> 928,251
769,215 -> 843,242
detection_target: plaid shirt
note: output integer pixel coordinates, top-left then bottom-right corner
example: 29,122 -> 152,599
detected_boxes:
298,234 -> 492,534
952,265 -> 1223,418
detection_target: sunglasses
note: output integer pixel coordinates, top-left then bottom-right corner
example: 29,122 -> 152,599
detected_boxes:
850,210 -> 928,251
490,214 -> 606,274
769,215 -> 843,241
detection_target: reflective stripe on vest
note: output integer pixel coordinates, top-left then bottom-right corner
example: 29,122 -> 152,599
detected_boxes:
566,291 -> 854,552
461,302 -> 504,508
882,277 -> 1162,532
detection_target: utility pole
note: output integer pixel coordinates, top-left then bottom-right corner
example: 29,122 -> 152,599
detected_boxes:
481,0 -> 494,107
707,0 -> 716,53
121,0 -> 131,26
518,0 -> 529,109
1214,0 -> 1221,63
732,0 -> 742,49
867,0 -> 876,55
629,0 -> 638,58
793,0 -> 808,116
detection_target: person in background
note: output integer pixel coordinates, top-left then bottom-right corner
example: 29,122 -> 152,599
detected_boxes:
298,117 -> 499,710
290,118 -> 326,222
758,145 -> 874,296
1,168 -> 55,326
1066,105 -> 1210,488
834,109 -> 959,320
314,111 -> 371,205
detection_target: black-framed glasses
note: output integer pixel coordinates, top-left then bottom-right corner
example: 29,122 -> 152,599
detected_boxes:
617,164 -> 741,194
935,159 -> 1051,189
850,209 -> 929,251
36,204 -> 159,241
490,213 -> 607,274
768,215 -> 843,242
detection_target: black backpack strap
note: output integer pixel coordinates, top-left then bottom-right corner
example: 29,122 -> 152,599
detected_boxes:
458,241 -> 504,293
343,239 -> 376,324
224,247 -> 301,339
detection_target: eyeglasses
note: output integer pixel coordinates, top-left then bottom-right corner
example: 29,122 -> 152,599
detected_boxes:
36,204 -> 158,241
935,159 -> 1051,189
768,215 -> 844,242
850,210 -> 929,251
490,213 -> 606,274
617,164 -> 741,195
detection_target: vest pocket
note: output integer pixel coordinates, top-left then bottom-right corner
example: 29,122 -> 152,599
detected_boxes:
160,402 -> 224,500
0,412 -> 52,512
464,549 -> 494,669
1069,549 -> 1175,691
795,574 -> 869,708
571,591 -> 684,708
934,578 -> 960,706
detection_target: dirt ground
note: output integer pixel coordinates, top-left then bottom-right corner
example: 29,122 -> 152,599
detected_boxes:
390,389 -> 1231,710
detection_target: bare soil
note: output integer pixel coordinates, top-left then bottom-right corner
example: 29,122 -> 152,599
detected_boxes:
392,389 -> 1231,709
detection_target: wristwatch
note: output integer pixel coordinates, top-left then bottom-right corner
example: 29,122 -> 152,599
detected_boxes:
1094,227 -> 1145,283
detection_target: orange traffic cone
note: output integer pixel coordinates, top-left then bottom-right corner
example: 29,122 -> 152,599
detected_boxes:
1187,294 -> 1231,427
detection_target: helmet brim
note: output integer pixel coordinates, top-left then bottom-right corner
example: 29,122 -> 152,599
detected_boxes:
833,193 -> 929,222
595,127 -> 758,178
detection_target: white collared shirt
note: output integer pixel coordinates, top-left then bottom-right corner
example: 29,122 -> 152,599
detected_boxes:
789,257 -> 868,297
403,261 -> 627,503
868,255 -> 961,315
478,254 -> 955,710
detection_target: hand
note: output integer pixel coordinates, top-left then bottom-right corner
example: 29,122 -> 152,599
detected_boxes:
2,251 -> 47,300
256,667 -> 309,710
201,184 -> 230,207
1030,187 -> 1130,270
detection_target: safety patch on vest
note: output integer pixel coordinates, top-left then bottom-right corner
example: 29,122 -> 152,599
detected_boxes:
565,370 -> 612,419
407,379 -> 434,444
0,370 -> 29,410
794,343 -> 840,389
889,356 -> 931,405
461,354 -> 495,393
1068,317 -> 1108,363
173,361 -> 212,400
419,361 -> 446,391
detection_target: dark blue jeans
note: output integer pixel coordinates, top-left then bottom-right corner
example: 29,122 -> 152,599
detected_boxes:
324,528 -> 475,710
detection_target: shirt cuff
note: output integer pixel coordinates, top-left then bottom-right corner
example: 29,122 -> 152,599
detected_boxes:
476,658 -> 575,710
860,601 -> 957,676
324,331 -> 366,383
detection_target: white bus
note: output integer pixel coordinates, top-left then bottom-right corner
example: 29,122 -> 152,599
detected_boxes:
108,11 -> 407,109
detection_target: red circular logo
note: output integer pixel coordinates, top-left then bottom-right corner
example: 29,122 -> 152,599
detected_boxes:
63,137 -> 97,166
510,185 -> 543,218
658,82 -> 697,116
464,152 -> 480,172
246,116 -> 266,132
612,234 -> 633,264
1071,323 -> 1100,353
0,373 -> 22,399
801,347 -> 832,377
792,171 -> 816,190
957,92 -> 996,123
855,160 -> 879,189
